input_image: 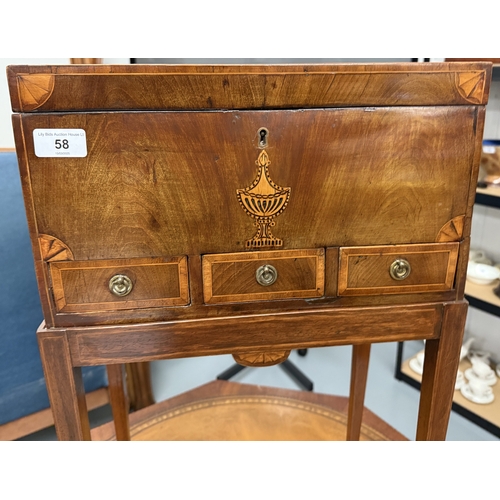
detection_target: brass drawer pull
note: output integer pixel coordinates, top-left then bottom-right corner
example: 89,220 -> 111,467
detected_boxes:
389,259 -> 411,281
256,264 -> 278,286
109,274 -> 133,297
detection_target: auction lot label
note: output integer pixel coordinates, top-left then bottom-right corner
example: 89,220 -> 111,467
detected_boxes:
33,129 -> 87,157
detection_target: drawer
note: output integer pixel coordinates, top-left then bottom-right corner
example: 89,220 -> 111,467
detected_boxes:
338,243 -> 459,296
202,249 -> 325,304
49,257 -> 189,312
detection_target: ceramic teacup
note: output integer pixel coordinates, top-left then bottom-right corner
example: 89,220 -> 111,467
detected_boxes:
455,370 -> 465,390
416,351 -> 424,367
469,250 -> 492,265
468,379 -> 493,398
469,350 -> 491,364
470,358 -> 494,379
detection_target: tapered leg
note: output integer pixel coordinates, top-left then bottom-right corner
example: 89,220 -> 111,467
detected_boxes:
346,343 -> 371,440
125,362 -> 155,411
416,301 -> 468,440
38,329 -> 90,440
107,364 -> 131,441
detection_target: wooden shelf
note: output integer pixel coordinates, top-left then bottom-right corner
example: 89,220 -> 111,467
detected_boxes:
402,354 -> 500,435
476,186 -> 500,208
465,280 -> 500,316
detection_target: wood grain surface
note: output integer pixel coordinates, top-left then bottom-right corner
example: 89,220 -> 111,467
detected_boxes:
9,63 -> 489,440
7,63 -> 491,111
61,303 -> 443,366
347,343 -> 371,440
15,108 -> 480,259
416,301 -> 468,440
50,256 -> 189,312
203,248 -> 324,303
338,243 -> 460,295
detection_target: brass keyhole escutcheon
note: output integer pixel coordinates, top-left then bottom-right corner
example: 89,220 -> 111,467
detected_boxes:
256,264 -> 278,286
109,274 -> 133,297
389,259 -> 411,281
258,127 -> 269,148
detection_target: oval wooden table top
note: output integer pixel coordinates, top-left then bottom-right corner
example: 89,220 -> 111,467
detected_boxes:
91,380 -> 407,441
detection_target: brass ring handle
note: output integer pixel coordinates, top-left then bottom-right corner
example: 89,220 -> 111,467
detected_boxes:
389,259 -> 411,281
109,274 -> 133,297
256,264 -> 278,286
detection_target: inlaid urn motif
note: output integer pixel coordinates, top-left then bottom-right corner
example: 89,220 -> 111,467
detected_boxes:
237,150 -> 291,248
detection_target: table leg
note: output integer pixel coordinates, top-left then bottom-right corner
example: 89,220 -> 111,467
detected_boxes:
107,364 -> 131,441
346,343 -> 371,440
125,362 -> 155,411
416,301 -> 467,440
38,330 -> 90,440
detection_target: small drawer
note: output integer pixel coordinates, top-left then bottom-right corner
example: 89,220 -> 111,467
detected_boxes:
203,249 -> 325,304
338,243 -> 459,296
49,256 -> 189,312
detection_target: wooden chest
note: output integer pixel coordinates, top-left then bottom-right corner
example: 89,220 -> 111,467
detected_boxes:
7,63 -> 491,439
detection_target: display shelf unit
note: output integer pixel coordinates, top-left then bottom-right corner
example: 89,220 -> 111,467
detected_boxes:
397,350 -> 500,437
395,186 -> 500,438
475,186 -> 500,209
465,280 -> 500,317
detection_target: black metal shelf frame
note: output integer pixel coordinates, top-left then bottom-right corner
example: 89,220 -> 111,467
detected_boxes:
475,191 -> 500,209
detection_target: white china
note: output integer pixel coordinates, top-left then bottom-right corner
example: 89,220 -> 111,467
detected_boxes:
471,357 -> 494,375
409,351 -> 425,375
468,349 -> 491,364
461,385 -> 495,404
464,358 -> 497,386
460,337 -> 475,361
460,379 -> 494,404
455,370 -> 465,391
469,249 -> 492,265
467,262 -> 500,285
464,368 -> 497,386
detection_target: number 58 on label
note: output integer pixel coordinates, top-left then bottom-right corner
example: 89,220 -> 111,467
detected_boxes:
33,129 -> 87,158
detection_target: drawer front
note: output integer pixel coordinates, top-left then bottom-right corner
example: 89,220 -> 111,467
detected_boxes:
338,243 -> 459,296
203,249 -> 325,304
50,257 -> 189,312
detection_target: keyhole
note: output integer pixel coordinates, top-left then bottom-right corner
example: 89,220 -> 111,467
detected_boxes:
258,128 -> 269,148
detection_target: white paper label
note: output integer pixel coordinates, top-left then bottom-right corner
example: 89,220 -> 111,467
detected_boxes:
482,145 -> 496,154
33,129 -> 87,157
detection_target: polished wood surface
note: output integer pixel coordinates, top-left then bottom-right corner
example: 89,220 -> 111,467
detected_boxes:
338,243 -> 460,295
203,248 -> 324,304
63,304 -> 443,366
50,256 -> 189,313
106,364 -> 130,441
125,363 -> 155,411
38,331 -> 90,440
91,381 -> 407,441
347,344 -> 372,441
9,62 -> 490,440
416,302 -> 468,440
70,58 -> 102,65
15,110 -> 478,256
12,105 -> 483,327
7,63 -> 490,112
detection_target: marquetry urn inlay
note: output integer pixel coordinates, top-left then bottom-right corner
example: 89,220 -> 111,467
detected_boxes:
237,150 -> 291,249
